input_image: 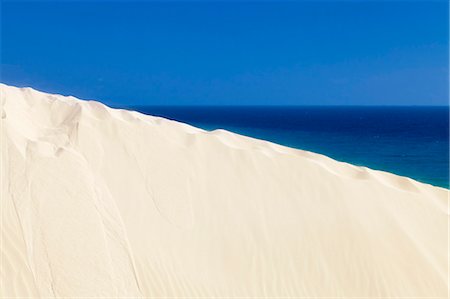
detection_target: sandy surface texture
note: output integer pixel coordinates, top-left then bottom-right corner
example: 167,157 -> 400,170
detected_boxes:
1,84 -> 448,297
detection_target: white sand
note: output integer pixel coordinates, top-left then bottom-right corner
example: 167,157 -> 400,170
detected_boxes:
1,83 -> 448,297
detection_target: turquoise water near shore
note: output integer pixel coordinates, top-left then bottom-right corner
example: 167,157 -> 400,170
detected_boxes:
130,106 -> 449,188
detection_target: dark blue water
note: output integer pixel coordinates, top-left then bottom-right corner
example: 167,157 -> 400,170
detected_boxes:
130,106 -> 449,188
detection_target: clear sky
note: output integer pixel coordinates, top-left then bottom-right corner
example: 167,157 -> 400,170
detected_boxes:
1,0 -> 448,106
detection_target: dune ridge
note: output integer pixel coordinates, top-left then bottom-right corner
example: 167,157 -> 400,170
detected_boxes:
1,84 -> 448,297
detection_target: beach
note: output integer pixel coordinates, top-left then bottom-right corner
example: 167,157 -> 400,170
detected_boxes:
134,105 -> 449,188
1,84 -> 449,297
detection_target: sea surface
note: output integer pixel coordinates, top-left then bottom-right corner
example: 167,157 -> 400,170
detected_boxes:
130,106 -> 449,188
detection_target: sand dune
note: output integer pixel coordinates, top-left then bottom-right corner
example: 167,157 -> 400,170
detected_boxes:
1,83 -> 448,297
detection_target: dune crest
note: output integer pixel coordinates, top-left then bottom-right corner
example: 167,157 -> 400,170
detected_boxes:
1,84 -> 448,297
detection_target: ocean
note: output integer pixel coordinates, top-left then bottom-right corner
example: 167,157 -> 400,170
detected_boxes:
130,106 -> 449,188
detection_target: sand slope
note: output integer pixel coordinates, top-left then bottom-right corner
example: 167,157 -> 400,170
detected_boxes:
1,84 -> 448,298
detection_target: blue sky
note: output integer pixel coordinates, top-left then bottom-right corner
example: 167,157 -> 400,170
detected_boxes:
1,0 -> 448,106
